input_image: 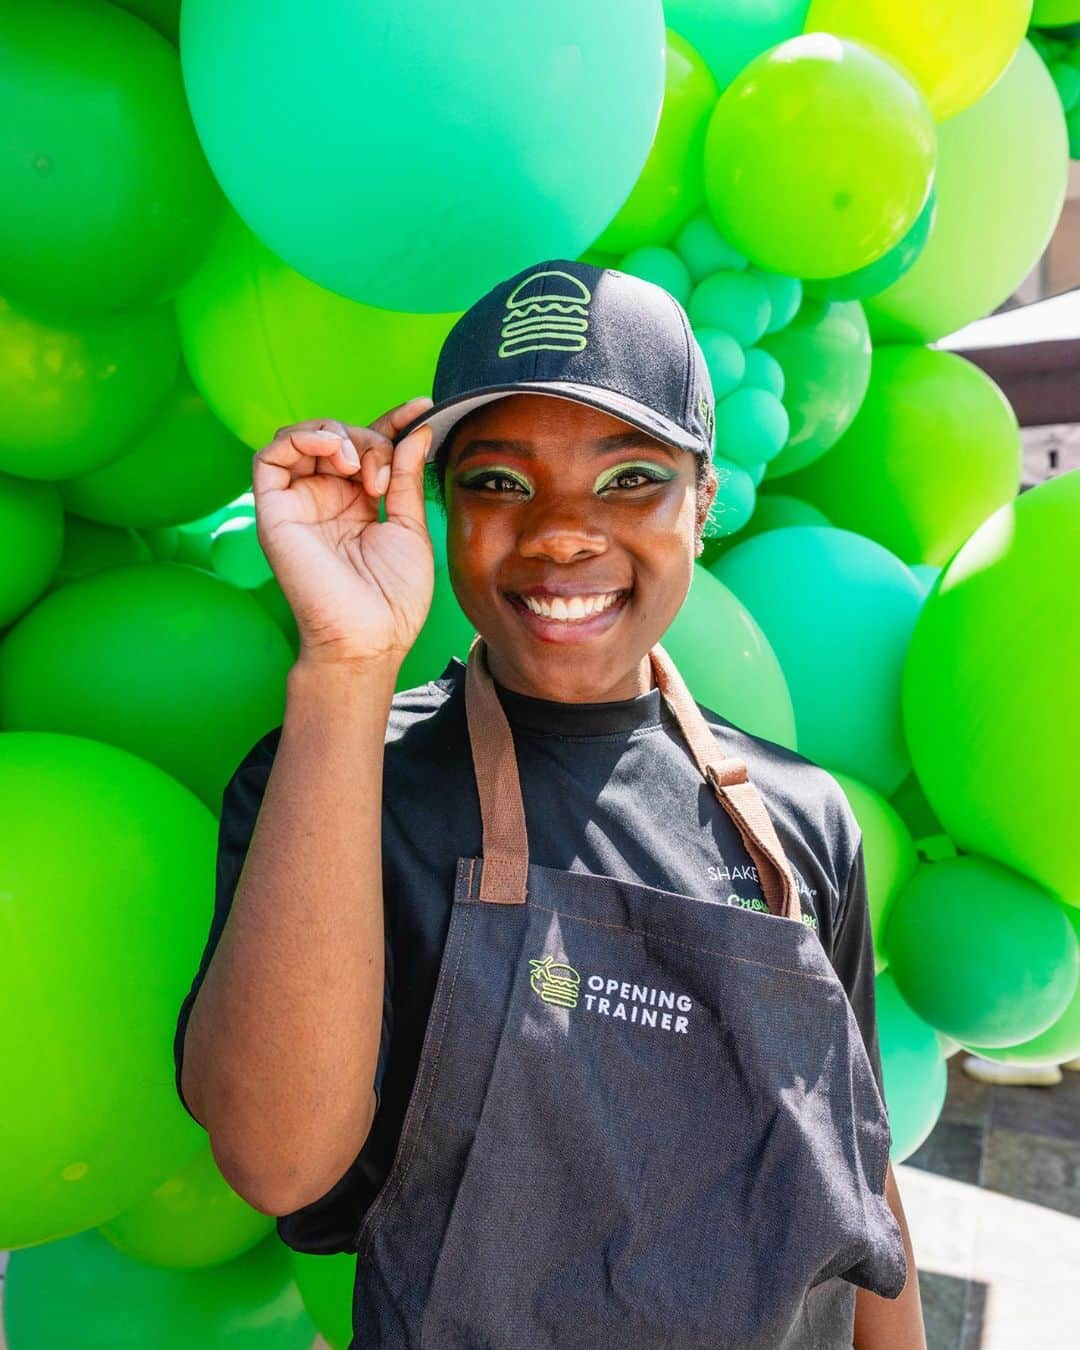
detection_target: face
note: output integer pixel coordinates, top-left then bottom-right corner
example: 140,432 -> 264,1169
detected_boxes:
444,393 -> 714,702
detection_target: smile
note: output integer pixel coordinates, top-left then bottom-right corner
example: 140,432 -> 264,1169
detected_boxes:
519,591 -> 623,621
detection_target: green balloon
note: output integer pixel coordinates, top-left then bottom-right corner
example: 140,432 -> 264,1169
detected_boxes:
662,564 -> 796,748
211,517 -> 271,591
0,733 -> 214,1248
290,1250 -> 355,1350
618,246 -> 694,306
803,187 -> 936,303
707,459 -> 758,538
902,472 -> 1080,899
46,517 -> 152,595
396,566 -> 476,692
664,0 -> 810,90
0,0 -> 220,313
61,370 -> 252,530
1050,58 -> 1080,111
740,348 -> 786,397
4,1231 -> 314,1350
140,526 -> 181,562
99,1144 -> 273,1270
713,387 -> 789,468
779,346 -> 1021,566
830,771 -> 919,970
884,856 -> 1079,1047
0,563 -> 292,811
709,526 -> 924,795
425,498 -> 449,572
964,906 -> 1080,1067
177,210 -> 459,450
0,295 -> 179,480
689,270 -> 773,346
758,299 -> 871,479
704,35 -> 936,279
695,328 -> 747,400
706,492 -> 830,561
673,210 -> 748,281
1031,2 -> 1080,29
865,41 -> 1067,343
875,972 -> 947,1164
0,474 -> 63,626
595,31 -> 719,254
182,0 -> 663,311
907,563 -> 941,596
754,270 -> 803,334
251,576 -> 299,659
111,0 -> 180,44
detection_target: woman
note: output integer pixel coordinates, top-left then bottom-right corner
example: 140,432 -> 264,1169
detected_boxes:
175,261 -> 925,1347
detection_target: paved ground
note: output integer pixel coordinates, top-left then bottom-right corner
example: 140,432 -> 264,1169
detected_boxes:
1,1055 -> 1077,1347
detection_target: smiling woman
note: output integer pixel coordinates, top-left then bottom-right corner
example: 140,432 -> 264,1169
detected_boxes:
173,258 -> 923,1350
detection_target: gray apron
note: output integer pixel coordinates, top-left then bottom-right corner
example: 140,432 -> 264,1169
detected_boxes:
351,638 -> 907,1348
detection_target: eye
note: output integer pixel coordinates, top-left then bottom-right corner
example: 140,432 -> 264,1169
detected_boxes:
455,467 -> 533,498
594,461 -> 677,494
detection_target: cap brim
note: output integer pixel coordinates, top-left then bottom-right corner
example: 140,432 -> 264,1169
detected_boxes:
393,382 -> 707,460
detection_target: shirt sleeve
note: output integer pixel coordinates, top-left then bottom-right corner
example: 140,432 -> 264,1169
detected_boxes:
172,728 -> 395,1124
827,836 -> 886,1101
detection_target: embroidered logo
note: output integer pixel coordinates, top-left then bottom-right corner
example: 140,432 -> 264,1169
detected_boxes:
498,270 -> 591,359
698,393 -> 715,438
528,955 -> 581,1008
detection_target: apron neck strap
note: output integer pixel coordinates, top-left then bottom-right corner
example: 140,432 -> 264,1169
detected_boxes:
464,636 -> 801,922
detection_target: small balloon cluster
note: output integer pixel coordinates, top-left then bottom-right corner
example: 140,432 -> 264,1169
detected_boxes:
1,2 -> 1079,1348
1030,15 -> 1080,155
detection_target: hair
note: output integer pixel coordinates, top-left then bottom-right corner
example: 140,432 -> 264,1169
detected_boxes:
424,413 -> 720,555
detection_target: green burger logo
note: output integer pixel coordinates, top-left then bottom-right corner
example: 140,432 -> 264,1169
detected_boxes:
528,954 -> 581,1008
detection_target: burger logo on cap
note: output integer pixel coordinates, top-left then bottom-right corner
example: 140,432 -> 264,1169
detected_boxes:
498,270 -> 592,359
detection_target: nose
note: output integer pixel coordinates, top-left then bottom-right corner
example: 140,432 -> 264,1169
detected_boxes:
516,499 -> 609,565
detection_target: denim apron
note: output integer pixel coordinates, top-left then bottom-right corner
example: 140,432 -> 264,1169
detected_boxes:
351,638 -> 907,1348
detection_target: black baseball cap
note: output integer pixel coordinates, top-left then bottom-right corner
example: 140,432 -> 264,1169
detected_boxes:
394,259 -> 716,461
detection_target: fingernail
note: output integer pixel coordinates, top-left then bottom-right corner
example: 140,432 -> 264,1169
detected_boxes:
376,464 -> 391,495
341,439 -> 360,467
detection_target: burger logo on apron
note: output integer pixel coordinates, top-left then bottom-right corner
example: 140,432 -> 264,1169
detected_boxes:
529,954 -> 693,1035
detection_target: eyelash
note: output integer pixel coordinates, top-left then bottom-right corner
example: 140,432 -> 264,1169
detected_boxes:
455,463 -> 674,498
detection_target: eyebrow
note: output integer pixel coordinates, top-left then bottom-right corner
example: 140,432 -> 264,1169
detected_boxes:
453,430 -> 677,465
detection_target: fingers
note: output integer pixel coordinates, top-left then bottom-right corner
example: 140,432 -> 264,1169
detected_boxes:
368,395 -> 434,442
384,423 -> 434,528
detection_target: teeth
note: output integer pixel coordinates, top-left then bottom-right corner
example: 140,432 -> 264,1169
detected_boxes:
521,592 -> 622,621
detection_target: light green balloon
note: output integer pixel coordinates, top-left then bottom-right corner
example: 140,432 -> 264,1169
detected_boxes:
740,348 -> 786,397
0,474 -> 62,626
875,973 -> 948,1163
0,295 -> 179,480
758,299 -> 871,479
0,563 -> 292,811
0,733 -> 214,1248
99,1144 -> 273,1270
902,472 -> 1080,899
964,906 -> 1080,1067
779,346 -> 1021,566
291,1250 -> 355,1350
713,387 -> 789,467
865,41 -> 1067,343
703,492 -> 830,564
695,328 -> 747,400
884,856 -> 1079,1047
0,0 -> 221,313
662,563 -> 796,748
674,211 -> 748,281
61,370 -> 252,530
709,526 -> 924,795
177,211 -> 459,450
594,31 -> 719,254
754,270 -> 803,334
707,459 -> 758,538
704,34 -> 936,278
1034,1 -> 1080,22
46,517 -> 152,595
803,187 -> 936,303
4,1231 -> 313,1350
689,271 -> 773,346
830,771 -> 919,971
618,246 -> 694,306
664,0 -> 810,90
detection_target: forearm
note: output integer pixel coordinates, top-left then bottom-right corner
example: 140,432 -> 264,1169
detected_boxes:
181,656 -> 397,1215
853,1163 -> 927,1349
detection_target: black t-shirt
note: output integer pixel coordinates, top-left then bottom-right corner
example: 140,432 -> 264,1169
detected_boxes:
174,657 -> 882,1256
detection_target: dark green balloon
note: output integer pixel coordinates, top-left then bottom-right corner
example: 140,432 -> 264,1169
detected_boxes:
0,473 -> 63,626
4,1231 -> 313,1350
